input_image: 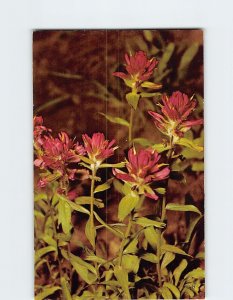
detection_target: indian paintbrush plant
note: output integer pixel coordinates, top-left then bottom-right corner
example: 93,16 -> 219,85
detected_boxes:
34,50 -> 204,299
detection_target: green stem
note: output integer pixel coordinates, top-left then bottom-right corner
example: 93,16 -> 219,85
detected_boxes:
128,107 -> 134,144
156,139 -> 174,287
90,167 -> 96,251
118,213 -> 132,266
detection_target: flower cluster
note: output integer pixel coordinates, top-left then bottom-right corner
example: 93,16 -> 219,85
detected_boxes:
82,132 -> 117,166
149,91 -> 203,142
34,116 -> 86,188
113,148 -> 170,200
113,51 -> 158,88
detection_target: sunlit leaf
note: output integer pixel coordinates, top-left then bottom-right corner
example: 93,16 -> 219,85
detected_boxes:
126,92 -> 140,110
61,277 -> 72,300
34,193 -> 48,202
39,234 -> 57,248
134,217 -> 165,229
99,162 -> 125,168
141,253 -> 159,263
176,138 -> 203,152
57,197 -> 72,235
178,43 -> 199,81
184,267 -> 205,279
143,30 -> 153,42
158,43 -> 175,74
152,143 -> 171,153
118,191 -> 139,221
155,187 -> 166,195
161,244 -> 191,257
122,254 -> 140,273
141,81 -> 162,90
144,226 -> 159,250
159,286 -> 173,299
161,252 -> 175,270
114,266 -> 131,299
124,238 -> 138,254
74,197 -> 104,208
67,200 -> 90,214
85,217 -> 96,249
79,155 -> 94,165
163,282 -> 180,299
100,113 -> 129,127
35,246 -> 57,264
166,203 -> 202,215
35,286 -> 61,300
192,161 -> 204,172
173,259 -> 188,285
94,182 -> 111,193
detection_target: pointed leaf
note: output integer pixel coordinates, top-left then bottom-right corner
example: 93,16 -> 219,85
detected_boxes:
144,226 -> 159,250
57,197 -> 72,235
118,192 -> 139,221
134,217 -> 165,229
166,203 -> 202,215
35,246 -> 57,264
178,43 -> 199,81
85,217 -> 96,249
161,244 -> 191,257
161,252 -> 175,270
163,282 -> 181,299
141,253 -> 159,263
61,277 -> 72,300
126,92 -> 140,110
176,138 -> 203,152
99,162 -> 125,168
141,81 -> 162,90
35,286 -> 61,300
184,267 -> 205,279
114,266 -> 131,299
174,259 -> 188,285
94,182 -> 111,194
122,254 -> 140,273
100,113 -> 129,127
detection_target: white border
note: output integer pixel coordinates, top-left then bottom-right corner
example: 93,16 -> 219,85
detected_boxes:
1,1 -> 233,299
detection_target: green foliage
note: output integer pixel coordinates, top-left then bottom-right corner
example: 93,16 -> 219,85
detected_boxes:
118,191 -> 139,221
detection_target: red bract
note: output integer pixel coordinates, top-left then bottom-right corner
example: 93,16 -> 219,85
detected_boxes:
82,133 -> 117,164
34,131 -> 86,185
148,91 -> 203,142
113,148 -> 170,200
113,51 -> 158,86
33,116 -> 52,148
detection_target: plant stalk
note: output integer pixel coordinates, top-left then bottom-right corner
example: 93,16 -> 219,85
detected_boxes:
128,107 -> 134,144
118,213 -> 132,266
90,166 -> 96,251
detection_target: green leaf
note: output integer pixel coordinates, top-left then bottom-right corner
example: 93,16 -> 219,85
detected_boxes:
144,226 -> 159,250
74,196 -> 104,208
118,191 -> 139,221
34,193 -> 48,202
155,187 -> 166,195
185,215 -> 203,244
85,217 -> 96,249
184,267 -> 205,279
124,238 -> 138,254
93,211 -> 124,238
161,244 -> 191,257
140,92 -> 158,98
99,162 -> 125,168
79,155 -> 94,165
132,138 -> 153,147
114,266 -> 131,299
122,183 -> 132,195
134,217 -> 166,229
35,286 -> 61,300
178,43 -> 199,81
192,161 -> 204,172
158,43 -> 175,74
63,250 -> 97,284
67,200 -> 90,214
39,234 -> 57,248
122,254 -> 140,273
161,252 -> 175,270
176,138 -> 203,152
143,30 -> 153,42
141,253 -> 159,263
85,255 -> 106,265
166,203 -> 202,215
35,246 -> 57,264
113,179 -> 124,194
159,286 -> 173,300
100,113 -> 129,127
152,143 -> 171,153
61,277 -> 72,300
94,182 -> 111,193
163,282 -> 181,299
57,197 -> 72,235
126,92 -> 140,110
173,259 -> 188,285
141,81 -> 162,90
182,287 -> 195,298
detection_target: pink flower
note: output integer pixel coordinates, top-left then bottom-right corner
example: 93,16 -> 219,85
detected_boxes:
33,116 -> 52,148
148,91 -> 203,142
113,148 -> 170,200
82,133 -> 117,164
34,131 -> 86,185
113,51 -> 158,87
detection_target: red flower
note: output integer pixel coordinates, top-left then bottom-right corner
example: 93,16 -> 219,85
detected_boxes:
148,91 -> 203,142
113,148 -> 170,200
33,116 -> 52,148
113,51 -> 158,87
82,133 -> 117,164
34,131 -> 86,185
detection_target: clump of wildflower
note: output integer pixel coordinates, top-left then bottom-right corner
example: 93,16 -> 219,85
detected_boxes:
113,148 -> 170,200
113,51 -> 158,88
82,133 -> 117,167
148,91 -> 203,143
